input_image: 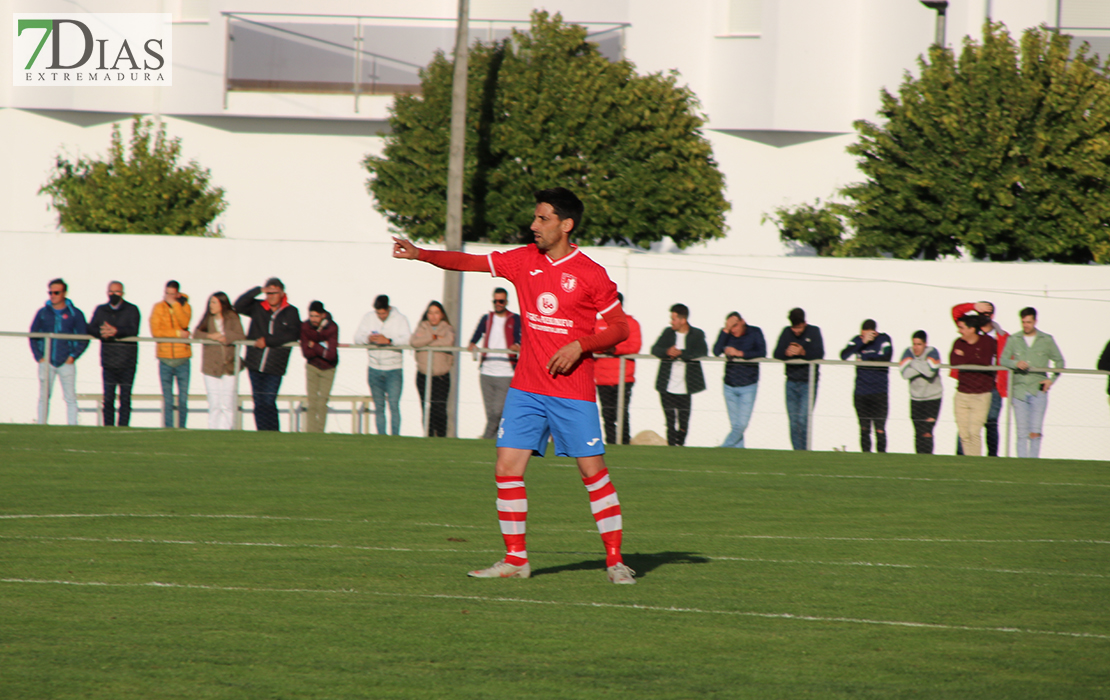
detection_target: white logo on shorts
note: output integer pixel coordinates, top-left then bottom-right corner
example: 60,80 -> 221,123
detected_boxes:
537,292 -> 559,316
587,438 -> 600,446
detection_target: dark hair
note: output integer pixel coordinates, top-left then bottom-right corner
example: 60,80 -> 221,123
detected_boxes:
493,287 -> 509,298
670,303 -> 689,319
617,292 -> 625,305
309,300 -> 326,314
788,308 -> 805,326
861,319 -> 877,332
374,294 -> 390,311
956,314 -> 985,330
913,330 -> 927,342
535,187 -> 584,233
726,311 -> 742,321
1020,306 -> 1036,319
421,300 -> 451,325
195,291 -> 236,333
264,277 -> 284,290
48,278 -> 67,292
166,280 -> 180,292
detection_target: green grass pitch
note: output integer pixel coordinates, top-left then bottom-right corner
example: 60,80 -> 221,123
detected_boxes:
2,424 -> 1108,699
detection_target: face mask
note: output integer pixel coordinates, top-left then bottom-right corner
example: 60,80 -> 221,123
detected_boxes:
108,294 -> 122,306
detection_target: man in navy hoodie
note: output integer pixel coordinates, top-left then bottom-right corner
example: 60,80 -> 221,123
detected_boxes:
840,319 -> 893,452
30,278 -> 89,425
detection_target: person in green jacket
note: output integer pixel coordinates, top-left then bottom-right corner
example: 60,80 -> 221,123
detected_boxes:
1000,307 -> 1064,458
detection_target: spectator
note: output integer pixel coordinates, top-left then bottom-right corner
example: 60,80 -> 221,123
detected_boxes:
468,288 -> 521,439
951,301 -> 1009,456
88,281 -> 141,427
411,300 -> 456,437
1000,307 -> 1064,458
1100,339 -> 1110,415
772,307 -> 824,450
595,292 -> 642,445
899,330 -> 943,454
713,311 -> 765,449
234,279 -> 300,432
193,292 -> 244,430
651,303 -> 707,446
840,319 -> 893,453
354,294 -> 411,436
150,280 -> 192,429
950,314 -> 997,456
300,300 -> 339,433
30,278 -> 88,425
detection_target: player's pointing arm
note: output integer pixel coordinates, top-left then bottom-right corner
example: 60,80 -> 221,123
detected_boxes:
392,236 -> 492,273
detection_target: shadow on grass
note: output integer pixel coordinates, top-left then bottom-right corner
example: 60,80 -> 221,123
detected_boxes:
530,551 -> 709,579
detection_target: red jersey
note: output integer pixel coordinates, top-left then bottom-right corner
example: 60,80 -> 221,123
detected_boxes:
487,244 -> 620,401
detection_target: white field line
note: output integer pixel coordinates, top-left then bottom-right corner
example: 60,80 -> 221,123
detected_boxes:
7,447 -> 190,457
4,534 -> 1106,580
2,513 -> 1106,547
3,576 -> 1107,641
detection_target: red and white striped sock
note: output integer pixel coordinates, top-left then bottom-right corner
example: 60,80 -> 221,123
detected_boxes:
583,468 -> 623,567
496,475 -> 528,566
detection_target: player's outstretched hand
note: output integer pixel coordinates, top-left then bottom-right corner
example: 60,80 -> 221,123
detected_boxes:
393,236 -> 420,259
547,341 -> 583,376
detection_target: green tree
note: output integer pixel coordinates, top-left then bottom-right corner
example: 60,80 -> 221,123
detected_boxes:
842,23 -> 1110,263
365,11 -> 729,248
763,199 -> 851,256
40,116 -> 227,237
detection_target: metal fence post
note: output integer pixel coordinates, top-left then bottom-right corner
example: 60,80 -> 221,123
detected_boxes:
423,349 -> 434,437
806,362 -> 816,451
233,342 -> 242,431
616,356 -> 627,445
1004,368 -> 1013,458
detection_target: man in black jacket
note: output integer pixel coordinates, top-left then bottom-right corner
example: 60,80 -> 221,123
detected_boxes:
235,278 -> 300,431
88,281 -> 142,427
651,303 -> 707,446
773,307 -> 824,450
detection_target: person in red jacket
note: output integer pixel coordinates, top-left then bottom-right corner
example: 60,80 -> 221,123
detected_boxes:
300,301 -> 339,433
595,292 -> 642,445
951,301 -> 1008,456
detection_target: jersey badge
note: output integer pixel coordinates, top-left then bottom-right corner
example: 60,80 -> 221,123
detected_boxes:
537,292 -> 559,316
560,273 -> 578,293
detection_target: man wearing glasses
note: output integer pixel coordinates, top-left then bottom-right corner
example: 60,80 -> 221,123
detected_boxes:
30,278 -> 89,425
467,288 -> 521,439
235,278 -> 301,431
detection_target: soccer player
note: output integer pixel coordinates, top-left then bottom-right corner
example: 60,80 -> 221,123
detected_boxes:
392,187 -> 636,585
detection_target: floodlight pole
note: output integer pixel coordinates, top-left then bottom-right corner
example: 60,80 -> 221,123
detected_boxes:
443,0 -> 469,438
919,1 -> 948,47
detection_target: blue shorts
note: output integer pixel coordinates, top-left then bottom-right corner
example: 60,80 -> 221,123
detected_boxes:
497,388 -> 605,458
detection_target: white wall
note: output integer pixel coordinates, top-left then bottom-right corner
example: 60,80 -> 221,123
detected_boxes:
3,231 -> 1108,460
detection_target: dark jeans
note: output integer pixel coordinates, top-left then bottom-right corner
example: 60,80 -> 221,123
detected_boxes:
957,388 -> 1001,456
102,365 -> 137,427
854,392 -> 889,453
659,391 -> 691,446
416,372 -> 450,437
249,369 -> 283,431
598,382 -> 633,445
911,398 -> 941,455
785,380 -> 817,451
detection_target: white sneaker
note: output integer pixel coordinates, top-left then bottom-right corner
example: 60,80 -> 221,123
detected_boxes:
467,559 -> 531,579
607,562 -> 636,585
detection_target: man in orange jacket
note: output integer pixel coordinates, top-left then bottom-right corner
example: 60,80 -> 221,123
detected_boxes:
150,280 -> 193,428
